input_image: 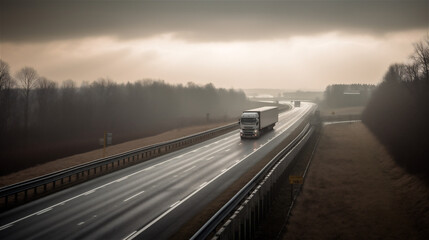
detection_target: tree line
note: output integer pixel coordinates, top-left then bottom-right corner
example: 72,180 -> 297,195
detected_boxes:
362,37 -> 429,178
324,84 -> 376,108
0,61 -> 252,175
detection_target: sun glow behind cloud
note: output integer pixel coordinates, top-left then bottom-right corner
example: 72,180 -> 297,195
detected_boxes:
1,30 -> 426,90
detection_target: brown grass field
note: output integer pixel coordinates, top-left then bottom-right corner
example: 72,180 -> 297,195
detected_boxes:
318,105 -> 365,117
284,122 -> 429,240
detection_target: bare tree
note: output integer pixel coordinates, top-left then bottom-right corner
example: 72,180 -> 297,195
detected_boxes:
36,77 -> 57,126
383,64 -> 405,83
15,67 -> 39,134
0,59 -> 14,91
411,37 -> 429,83
37,77 -> 57,103
0,60 -> 16,134
404,62 -> 420,82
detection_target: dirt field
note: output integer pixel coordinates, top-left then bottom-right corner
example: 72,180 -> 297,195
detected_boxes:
0,121 -> 233,187
319,106 -> 365,117
284,122 -> 429,240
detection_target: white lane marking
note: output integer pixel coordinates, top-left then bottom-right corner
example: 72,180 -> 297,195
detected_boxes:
36,207 -> 52,215
0,158 -> 164,229
77,222 -> 85,226
167,137 -> 237,167
123,231 -> 137,240
170,138 -> 235,162
115,176 -> 129,182
183,166 -> 196,173
124,191 -> 145,202
236,160 -> 240,163
144,166 -> 154,171
221,169 -> 228,173
84,190 -> 95,195
0,224 -> 13,231
200,182 -> 208,188
126,104 -> 317,239
170,201 -> 180,208
206,156 -> 214,161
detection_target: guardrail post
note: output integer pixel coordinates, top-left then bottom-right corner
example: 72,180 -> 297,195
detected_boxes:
250,196 -> 255,237
233,213 -> 239,239
239,210 -> 245,239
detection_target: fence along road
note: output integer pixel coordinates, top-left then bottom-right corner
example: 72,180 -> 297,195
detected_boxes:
0,102 -> 316,240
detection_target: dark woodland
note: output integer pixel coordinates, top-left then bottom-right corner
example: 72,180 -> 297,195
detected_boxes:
0,63 -> 251,175
363,38 -> 429,178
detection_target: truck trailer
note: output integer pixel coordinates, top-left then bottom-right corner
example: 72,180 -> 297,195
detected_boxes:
294,100 -> 301,107
240,106 -> 278,139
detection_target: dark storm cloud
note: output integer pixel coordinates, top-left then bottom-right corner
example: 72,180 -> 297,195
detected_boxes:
1,0 -> 427,43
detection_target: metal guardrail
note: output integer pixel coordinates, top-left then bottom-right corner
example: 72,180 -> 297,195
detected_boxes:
191,123 -> 314,240
0,122 -> 239,209
321,114 -> 361,122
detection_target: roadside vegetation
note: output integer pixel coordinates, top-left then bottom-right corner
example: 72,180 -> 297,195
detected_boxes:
324,84 -> 375,108
284,123 -> 429,239
362,37 -> 429,178
318,84 -> 374,121
0,61 -> 252,175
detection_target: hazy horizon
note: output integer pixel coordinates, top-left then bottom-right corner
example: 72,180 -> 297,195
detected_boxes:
1,0 -> 428,91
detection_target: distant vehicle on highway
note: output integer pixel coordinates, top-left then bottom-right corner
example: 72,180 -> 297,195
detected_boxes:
294,100 -> 301,107
240,106 -> 278,139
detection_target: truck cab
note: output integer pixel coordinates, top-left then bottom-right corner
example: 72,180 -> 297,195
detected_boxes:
240,106 -> 278,139
240,112 -> 260,138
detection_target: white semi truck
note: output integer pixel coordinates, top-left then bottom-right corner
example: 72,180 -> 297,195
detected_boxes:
240,106 -> 278,139
294,100 -> 301,107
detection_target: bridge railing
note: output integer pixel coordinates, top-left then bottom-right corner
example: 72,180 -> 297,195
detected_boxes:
191,123 -> 315,240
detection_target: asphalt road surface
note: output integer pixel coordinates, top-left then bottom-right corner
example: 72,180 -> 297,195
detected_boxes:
0,102 -> 316,240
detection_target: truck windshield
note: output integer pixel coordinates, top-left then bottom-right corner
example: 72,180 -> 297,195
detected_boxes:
241,118 -> 256,124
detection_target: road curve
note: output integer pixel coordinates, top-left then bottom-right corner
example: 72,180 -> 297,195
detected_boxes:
0,102 -> 316,240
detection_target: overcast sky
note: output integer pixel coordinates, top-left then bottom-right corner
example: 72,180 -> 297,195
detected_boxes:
1,0 -> 428,90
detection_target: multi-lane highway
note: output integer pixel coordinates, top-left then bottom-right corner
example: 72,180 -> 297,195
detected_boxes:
0,102 -> 316,240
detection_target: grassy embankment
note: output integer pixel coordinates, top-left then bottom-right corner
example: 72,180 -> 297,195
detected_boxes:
283,122 -> 429,239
